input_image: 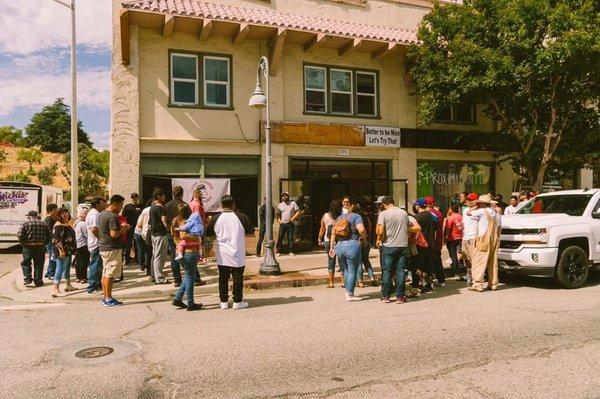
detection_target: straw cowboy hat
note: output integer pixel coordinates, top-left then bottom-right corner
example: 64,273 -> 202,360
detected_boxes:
476,194 -> 492,204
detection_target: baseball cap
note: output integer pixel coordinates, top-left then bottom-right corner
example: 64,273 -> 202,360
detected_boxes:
27,210 -> 38,217
375,196 -> 385,204
424,196 -> 435,206
414,198 -> 427,208
466,192 -> 479,201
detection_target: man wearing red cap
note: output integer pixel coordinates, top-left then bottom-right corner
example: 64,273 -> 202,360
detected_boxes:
461,193 -> 479,285
425,196 -> 446,287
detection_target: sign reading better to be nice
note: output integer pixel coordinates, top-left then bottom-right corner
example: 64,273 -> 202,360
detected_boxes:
364,126 -> 401,148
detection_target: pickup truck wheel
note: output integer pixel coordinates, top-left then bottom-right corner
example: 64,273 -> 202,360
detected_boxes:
555,246 -> 589,289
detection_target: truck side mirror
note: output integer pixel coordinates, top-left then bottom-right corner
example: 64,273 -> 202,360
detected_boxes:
592,212 -> 600,220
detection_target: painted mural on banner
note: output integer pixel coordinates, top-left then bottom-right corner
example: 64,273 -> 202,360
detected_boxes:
0,188 -> 39,241
364,126 -> 401,148
171,178 -> 231,212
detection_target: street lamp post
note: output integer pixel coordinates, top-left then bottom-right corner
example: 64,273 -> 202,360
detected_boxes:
52,0 -> 78,213
249,56 -> 280,275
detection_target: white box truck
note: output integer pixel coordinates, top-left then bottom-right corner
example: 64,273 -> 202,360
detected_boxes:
0,182 -> 63,249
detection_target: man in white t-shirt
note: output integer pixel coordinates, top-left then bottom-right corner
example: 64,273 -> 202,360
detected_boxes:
504,195 -> 519,215
276,192 -> 300,256
205,195 -> 255,310
86,197 -> 106,294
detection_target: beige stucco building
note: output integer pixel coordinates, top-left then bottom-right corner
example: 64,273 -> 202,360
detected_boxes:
111,0 -> 515,234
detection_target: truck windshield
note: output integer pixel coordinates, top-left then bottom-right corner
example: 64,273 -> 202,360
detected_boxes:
517,194 -> 593,216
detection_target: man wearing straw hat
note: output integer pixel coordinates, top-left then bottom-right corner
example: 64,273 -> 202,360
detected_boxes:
467,194 -> 502,292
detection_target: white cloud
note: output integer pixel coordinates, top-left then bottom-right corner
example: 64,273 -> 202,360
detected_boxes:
0,0 -> 112,55
0,66 -> 110,116
88,131 -> 110,149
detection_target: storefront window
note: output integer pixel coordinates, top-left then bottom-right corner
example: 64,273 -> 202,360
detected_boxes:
417,161 -> 494,212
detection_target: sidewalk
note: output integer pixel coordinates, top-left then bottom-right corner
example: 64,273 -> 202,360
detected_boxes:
0,249 -> 454,304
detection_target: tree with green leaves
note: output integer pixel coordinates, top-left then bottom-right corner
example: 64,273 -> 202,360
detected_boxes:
25,98 -> 92,153
0,125 -> 25,146
408,0 -> 600,190
37,163 -> 59,186
17,147 -> 43,174
63,144 -> 109,198
0,148 -> 6,165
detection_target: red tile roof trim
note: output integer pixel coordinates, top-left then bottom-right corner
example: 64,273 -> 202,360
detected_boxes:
122,0 -> 418,44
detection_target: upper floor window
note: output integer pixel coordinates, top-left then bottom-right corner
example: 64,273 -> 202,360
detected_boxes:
435,104 -> 476,124
170,51 -> 232,109
304,64 -> 379,118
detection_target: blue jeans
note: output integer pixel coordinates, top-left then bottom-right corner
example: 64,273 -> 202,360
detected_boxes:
175,251 -> 199,305
166,233 -> 182,283
335,240 -> 361,295
45,243 -> 56,278
323,241 -> 336,272
133,233 -> 146,269
54,256 -> 72,284
87,248 -> 103,292
380,246 -> 408,299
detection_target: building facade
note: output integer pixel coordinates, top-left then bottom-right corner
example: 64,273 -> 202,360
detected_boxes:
111,0 -> 515,235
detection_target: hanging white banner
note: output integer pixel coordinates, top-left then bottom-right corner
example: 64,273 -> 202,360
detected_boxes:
171,178 -> 231,212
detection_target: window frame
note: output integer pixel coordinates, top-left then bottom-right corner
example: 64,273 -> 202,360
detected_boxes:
329,68 -> 354,115
203,56 -> 231,108
303,62 -> 380,119
434,104 -> 477,125
304,65 -> 328,114
168,50 -> 234,110
355,71 -> 377,117
170,53 -> 199,106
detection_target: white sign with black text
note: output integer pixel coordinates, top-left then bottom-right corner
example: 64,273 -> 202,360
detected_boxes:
364,126 -> 401,148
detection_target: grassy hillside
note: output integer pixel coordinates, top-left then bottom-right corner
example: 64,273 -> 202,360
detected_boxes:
0,146 -> 69,189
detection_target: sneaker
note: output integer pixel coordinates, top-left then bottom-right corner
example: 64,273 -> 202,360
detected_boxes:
232,301 -> 249,310
175,253 -> 183,260
107,298 -> 124,306
195,280 -> 207,286
345,294 -> 362,302
289,253 -> 296,257
155,279 -> 168,285
396,296 -> 407,304
439,282 -> 446,287
186,303 -> 203,311
220,302 -> 229,309
381,297 -> 391,303
172,299 -> 186,309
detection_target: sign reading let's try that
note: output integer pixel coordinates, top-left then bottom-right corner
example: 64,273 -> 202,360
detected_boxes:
364,126 -> 401,148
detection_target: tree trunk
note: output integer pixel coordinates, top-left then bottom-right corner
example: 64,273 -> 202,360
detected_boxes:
532,164 -> 547,192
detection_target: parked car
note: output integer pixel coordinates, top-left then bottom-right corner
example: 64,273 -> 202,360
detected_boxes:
498,189 -> 600,288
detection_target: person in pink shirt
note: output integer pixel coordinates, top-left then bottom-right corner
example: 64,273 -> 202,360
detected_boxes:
189,186 -> 208,227
444,204 -> 464,278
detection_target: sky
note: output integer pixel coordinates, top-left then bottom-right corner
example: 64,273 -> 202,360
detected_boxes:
0,0 -> 112,149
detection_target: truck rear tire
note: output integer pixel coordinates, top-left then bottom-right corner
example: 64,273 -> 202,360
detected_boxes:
554,246 -> 590,289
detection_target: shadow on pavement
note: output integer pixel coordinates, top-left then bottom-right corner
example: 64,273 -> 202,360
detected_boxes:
247,295 -> 313,308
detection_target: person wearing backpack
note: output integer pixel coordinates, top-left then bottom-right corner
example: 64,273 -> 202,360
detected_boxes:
328,197 -> 367,302
467,194 -> 502,292
318,199 -> 342,288
444,204 -> 464,278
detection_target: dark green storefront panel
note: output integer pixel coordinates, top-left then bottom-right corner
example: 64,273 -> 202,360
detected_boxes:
141,156 -> 259,177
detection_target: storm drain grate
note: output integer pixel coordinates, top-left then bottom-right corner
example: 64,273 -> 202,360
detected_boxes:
75,346 -> 114,359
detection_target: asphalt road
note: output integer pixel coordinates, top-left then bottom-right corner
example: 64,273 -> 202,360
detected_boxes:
1,270 -> 600,399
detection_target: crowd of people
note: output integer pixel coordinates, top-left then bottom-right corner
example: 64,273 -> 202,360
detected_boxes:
309,188 -> 532,302
16,184 -> 533,309
16,186 -> 254,311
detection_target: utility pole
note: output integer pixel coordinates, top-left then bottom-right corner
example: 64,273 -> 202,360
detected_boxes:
52,0 -> 77,212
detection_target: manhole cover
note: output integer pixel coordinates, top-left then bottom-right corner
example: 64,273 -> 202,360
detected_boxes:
75,346 -> 114,359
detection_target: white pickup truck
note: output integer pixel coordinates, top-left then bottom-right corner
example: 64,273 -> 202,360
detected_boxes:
498,189 -> 600,288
